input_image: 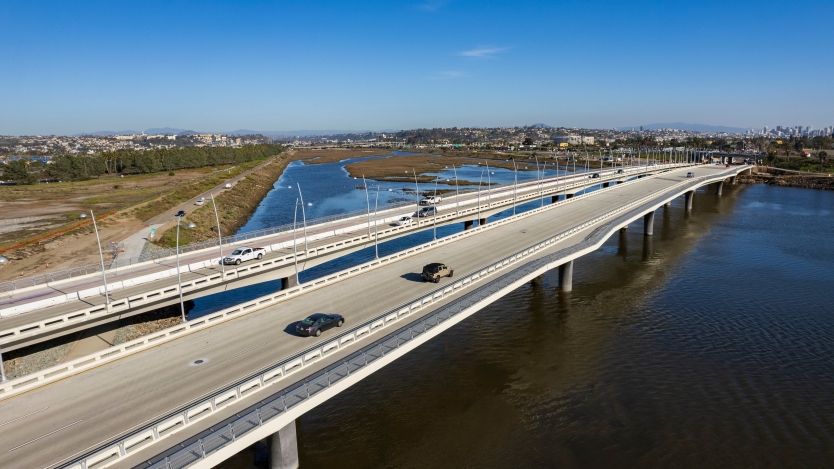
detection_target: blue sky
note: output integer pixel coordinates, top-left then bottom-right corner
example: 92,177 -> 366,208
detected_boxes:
1,0 -> 832,135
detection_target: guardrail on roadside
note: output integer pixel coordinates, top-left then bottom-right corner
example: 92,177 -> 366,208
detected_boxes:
0,164 -> 688,323
57,166 -> 743,469
0,163 -> 691,295
0,163 -> 703,396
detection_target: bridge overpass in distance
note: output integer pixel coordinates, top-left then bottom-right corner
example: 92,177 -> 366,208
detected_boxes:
0,164 -> 753,469
0,163 -> 706,352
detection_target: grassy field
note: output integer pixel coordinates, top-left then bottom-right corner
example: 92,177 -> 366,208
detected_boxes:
291,148 -> 394,165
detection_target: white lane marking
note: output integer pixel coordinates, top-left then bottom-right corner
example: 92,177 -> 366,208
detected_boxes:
194,336 -> 234,352
8,420 -> 83,452
0,407 -> 49,428
225,342 -> 267,361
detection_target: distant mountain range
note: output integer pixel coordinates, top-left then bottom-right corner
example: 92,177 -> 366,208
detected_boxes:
618,122 -> 749,134
76,128 -> 378,137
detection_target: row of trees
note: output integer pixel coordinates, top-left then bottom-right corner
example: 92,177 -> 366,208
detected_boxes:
0,144 -> 284,184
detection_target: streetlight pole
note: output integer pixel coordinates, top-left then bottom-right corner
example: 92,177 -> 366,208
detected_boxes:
296,183 -> 308,254
412,169 -> 420,227
452,164 -> 459,215
210,193 -> 224,275
293,198 -> 300,284
174,216 -> 187,323
477,169 -> 483,223
90,211 -> 110,307
374,185 -> 380,259
535,155 -> 543,207
432,179 -> 438,240
362,175 -> 372,243
485,161 -> 491,206
512,158 -> 518,216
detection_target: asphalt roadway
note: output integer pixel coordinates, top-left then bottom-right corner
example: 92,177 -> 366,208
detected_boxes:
0,165 -> 724,469
0,167 -> 650,344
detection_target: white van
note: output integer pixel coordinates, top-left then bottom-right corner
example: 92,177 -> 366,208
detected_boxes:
195,197 -> 205,206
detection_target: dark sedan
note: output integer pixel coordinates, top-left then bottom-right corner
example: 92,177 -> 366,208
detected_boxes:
296,313 -> 344,337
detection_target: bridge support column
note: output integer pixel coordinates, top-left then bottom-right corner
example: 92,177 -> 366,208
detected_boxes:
268,420 -> 299,469
730,176 -> 736,185
664,202 -> 671,208
479,218 -> 488,226
684,190 -> 694,212
715,180 -> 724,196
643,210 -> 655,236
464,220 -> 474,230
558,261 -> 573,292
281,275 -> 298,290
531,274 -> 544,286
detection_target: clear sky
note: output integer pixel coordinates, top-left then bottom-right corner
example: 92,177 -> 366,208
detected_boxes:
2,0 -> 832,135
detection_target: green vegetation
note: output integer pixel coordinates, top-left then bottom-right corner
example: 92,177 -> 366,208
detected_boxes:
0,144 -> 284,184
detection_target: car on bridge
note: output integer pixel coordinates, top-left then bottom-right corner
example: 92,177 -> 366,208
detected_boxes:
686,172 -> 695,178
590,173 -> 600,178
222,246 -> 266,265
420,195 -> 442,205
617,169 -> 624,174
296,313 -> 344,337
422,263 -> 453,283
415,206 -> 438,217
395,216 -> 413,226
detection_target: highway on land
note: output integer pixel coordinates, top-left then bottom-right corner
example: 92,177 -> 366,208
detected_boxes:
0,165 -> 722,469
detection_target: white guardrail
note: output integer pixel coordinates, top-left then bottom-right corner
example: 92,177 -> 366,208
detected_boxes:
0,164 -> 694,341
0,164 -> 704,398
0,162 -> 691,297
59,166 -> 744,469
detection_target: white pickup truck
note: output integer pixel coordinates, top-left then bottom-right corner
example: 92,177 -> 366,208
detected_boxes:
222,246 -> 266,265
420,195 -> 442,205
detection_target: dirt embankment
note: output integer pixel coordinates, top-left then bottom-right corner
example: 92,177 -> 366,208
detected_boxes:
738,172 -> 834,190
154,156 -> 290,247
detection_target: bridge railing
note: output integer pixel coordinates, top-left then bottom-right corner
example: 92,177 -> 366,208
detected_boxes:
60,164 -> 739,469
0,163 -> 692,295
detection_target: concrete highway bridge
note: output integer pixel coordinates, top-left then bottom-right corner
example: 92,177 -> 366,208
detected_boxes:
0,163 -> 751,469
0,163 -> 703,352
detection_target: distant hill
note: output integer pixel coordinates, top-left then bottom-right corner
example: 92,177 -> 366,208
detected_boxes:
76,130 -> 140,136
620,122 -> 749,134
529,123 -> 553,128
145,127 -> 197,135
225,129 -> 372,137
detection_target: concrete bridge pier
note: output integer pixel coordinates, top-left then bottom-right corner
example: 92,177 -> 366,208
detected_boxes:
479,218 -> 488,226
684,190 -> 694,211
531,274 -> 544,286
464,220 -> 474,230
642,235 -> 653,262
715,180 -> 724,196
268,420 -> 299,469
643,210 -> 655,236
617,229 -> 628,257
664,202 -> 671,208
730,176 -> 736,185
281,275 -> 298,290
558,260 -> 574,292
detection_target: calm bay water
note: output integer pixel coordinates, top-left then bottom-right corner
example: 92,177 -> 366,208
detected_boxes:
216,167 -> 834,468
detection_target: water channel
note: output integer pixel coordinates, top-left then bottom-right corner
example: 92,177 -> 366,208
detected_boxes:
213,155 -> 834,468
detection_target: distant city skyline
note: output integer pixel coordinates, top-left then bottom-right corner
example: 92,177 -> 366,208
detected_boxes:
1,0 -> 832,135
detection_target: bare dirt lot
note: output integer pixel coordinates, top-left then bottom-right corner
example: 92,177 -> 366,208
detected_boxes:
0,159 -> 274,281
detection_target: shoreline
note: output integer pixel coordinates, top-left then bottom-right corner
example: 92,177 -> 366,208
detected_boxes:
737,170 -> 834,191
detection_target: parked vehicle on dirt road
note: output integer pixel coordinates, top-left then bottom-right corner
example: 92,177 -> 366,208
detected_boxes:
422,263 -> 453,283
222,246 -> 265,265
296,313 -> 345,337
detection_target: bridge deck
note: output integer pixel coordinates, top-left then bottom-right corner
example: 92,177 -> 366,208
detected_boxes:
0,165 -> 733,469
